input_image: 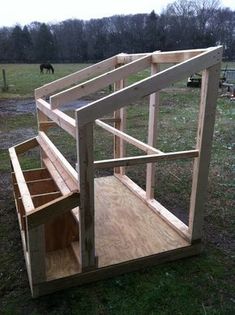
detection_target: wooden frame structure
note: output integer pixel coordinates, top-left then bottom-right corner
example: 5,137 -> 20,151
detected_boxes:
9,46 -> 222,297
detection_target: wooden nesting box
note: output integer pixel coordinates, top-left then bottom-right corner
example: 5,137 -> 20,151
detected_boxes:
9,46 -> 223,297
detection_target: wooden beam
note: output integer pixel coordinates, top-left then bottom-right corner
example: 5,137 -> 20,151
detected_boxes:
27,192 -> 80,229
14,137 -> 38,155
9,147 -> 34,213
39,120 -> 57,131
35,55 -> 117,98
36,99 -> 76,138
76,46 -> 223,127
189,63 -> 221,241
42,158 -> 71,195
94,150 -> 199,169
116,49 -> 207,64
152,48 -> 208,64
146,62 -> 160,199
37,131 -> 78,187
50,55 -> 151,108
76,121 -> 97,271
95,119 -> 163,155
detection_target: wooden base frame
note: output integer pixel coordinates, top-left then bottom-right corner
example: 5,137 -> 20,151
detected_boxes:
9,47 -> 222,297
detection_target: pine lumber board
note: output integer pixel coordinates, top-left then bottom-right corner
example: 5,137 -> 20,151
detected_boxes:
37,131 -> 78,188
94,150 -> 199,169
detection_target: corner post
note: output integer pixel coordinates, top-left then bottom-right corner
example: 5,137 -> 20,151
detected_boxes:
76,120 -> 97,271
189,63 -> 221,241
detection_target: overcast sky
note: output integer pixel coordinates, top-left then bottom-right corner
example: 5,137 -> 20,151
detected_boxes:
0,0 -> 234,27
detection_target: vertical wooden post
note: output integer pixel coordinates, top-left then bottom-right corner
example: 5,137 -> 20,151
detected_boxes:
76,121 -> 96,271
189,63 -> 221,241
114,66 -> 126,175
2,69 -> 8,91
146,63 -> 160,199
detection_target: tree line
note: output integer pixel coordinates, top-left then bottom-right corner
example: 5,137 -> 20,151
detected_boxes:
0,0 -> 234,63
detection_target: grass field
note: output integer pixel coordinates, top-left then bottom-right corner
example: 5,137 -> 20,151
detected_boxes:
0,63 -> 234,314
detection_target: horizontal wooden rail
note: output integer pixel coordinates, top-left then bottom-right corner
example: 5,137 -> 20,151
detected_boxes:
94,150 -> 199,169
117,49 -> 208,64
50,55 -> 152,109
76,46 -> 223,128
152,48 -> 208,64
14,137 -> 38,155
95,119 -> 163,154
39,121 -> 57,131
36,99 -> 76,138
27,192 -> 80,229
9,147 -> 35,213
35,55 -> 117,98
37,131 -> 78,185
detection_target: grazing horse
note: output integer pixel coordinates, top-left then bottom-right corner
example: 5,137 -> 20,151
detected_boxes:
40,63 -> 54,74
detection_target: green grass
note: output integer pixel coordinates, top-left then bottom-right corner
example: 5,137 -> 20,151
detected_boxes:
0,63 -> 234,314
0,64 -> 90,98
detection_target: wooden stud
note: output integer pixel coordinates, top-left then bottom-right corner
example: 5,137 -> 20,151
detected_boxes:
189,63 -> 222,241
76,121 -> 96,271
113,65 -> 126,175
146,62 -> 160,199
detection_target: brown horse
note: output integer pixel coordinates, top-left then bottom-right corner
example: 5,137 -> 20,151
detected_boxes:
40,63 -> 54,74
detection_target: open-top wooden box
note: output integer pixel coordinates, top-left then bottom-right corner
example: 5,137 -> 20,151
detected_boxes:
9,46 -> 222,297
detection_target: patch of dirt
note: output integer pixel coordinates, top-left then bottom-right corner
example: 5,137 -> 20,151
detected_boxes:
0,98 -> 36,116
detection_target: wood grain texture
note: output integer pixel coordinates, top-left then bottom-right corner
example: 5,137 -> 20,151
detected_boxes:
46,245 -> 80,281
146,62 -> 160,199
189,63 -> 222,241
94,176 -> 189,267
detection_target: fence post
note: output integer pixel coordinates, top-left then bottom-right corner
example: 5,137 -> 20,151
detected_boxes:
2,69 -> 8,91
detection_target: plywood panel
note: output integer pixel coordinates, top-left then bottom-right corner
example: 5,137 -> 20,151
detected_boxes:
95,176 -> 189,267
46,246 -> 80,281
45,212 -> 79,252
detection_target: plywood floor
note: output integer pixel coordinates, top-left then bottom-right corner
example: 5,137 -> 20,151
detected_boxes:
95,176 -> 189,267
45,175 -> 189,280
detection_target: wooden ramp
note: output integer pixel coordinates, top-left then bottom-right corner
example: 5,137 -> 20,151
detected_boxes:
9,47 -> 222,297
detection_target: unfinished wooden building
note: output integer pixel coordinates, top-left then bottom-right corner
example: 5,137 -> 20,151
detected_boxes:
9,46 -> 223,297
